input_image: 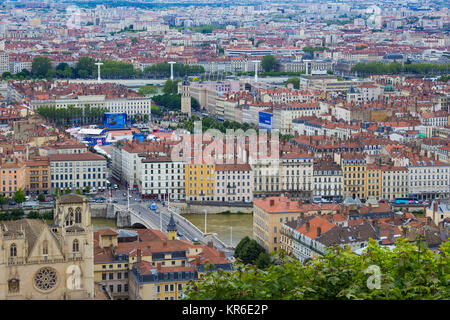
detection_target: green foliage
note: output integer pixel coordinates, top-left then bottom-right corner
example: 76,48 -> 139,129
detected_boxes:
326,19 -> 353,26
27,211 -> 41,219
0,194 -> 7,208
285,77 -> 300,89
186,239 -> 450,300
438,75 -> 450,82
75,57 -> 96,78
2,71 -> 12,79
261,55 -> 278,72
178,116 -> 255,134
138,85 -> 159,95
83,186 -> 91,194
76,189 -> 82,195
37,104 -> 108,126
303,46 -> 327,55
143,62 -> 204,78
152,94 -> 181,111
234,236 -> 269,266
37,194 -> 46,201
42,210 -> 53,220
352,62 -> 450,75
151,105 -> 163,117
65,187 -> 72,194
55,62 -> 74,78
13,188 -> 26,204
191,97 -> 200,111
31,56 -> 52,78
190,24 -> 225,34
162,79 -> 180,95
255,252 -> 272,269
97,59 -> 136,79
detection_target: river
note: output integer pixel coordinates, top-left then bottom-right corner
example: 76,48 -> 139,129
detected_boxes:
90,213 -> 253,247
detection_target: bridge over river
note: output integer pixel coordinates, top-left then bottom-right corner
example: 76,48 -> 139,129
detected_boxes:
111,202 -> 235,258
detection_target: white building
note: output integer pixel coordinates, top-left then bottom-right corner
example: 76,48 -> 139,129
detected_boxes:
407,157 -> 450,200
49,152 -> 107,192
138,155 -> 185,201
215,163 -> 253,203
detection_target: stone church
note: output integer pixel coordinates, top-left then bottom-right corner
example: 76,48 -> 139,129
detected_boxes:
0,194 -> 94,299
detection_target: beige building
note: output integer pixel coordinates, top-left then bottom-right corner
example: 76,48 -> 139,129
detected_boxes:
381,165 -> 408,200
0,194 -> 94,299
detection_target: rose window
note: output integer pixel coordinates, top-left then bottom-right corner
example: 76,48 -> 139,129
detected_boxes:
34,267 -> 58,291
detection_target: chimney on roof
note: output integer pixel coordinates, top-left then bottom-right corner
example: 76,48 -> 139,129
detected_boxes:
286,201 -> 290,208
269,199 -> 275,207
298,199 -> 303,207
306,221 -> 310,232
137,249 -> 142,263
157,263 -> 162,271
317,227 -> 322,237
162,239 -> 167,247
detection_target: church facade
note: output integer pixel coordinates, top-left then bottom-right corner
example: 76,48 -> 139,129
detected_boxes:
0,194 -> 94,299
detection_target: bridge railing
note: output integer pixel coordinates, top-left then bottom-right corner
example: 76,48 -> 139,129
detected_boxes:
167,205 -> 234,251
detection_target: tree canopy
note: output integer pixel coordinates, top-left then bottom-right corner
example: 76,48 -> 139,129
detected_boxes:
285,77 -> 300,89
261,55 -> 278,72
31,57 -> 52,78
186,239 -> 450,300
352,62 -> 449,75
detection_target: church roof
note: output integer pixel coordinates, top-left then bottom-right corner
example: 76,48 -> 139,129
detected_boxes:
58,194 -> 86,204
1,219 -> 47,254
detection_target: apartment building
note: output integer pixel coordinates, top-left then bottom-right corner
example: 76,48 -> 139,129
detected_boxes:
365,164 -> 382,200
0,51 -> 9,75
272,103 -> 325,135
280,152 -> 314,199
341,153 -> 367,200
253,197 -> 304,253
214,163 -> 253,203
25,158 -> 50,195
0,159 -> 27,198
112,141 -> 169,189
381,165 -> 408,200
95,224 -> 232,300
49,152 -> 107,192
138,155 -> 185,201
313,159 -> 343,202
280,216 -> 377,263
347,84 -> 381,103
185,162 -> 215,202
407,156 -> 450,200
252,157 -> 281,197
253,196 -> 340,253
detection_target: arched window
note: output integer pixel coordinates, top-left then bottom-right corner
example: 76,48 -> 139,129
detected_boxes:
43,240 -> 48,255
10,243 -> 17,257
65,208 -> 74,226
75,207 -> 82,224
73,239 -> 79,253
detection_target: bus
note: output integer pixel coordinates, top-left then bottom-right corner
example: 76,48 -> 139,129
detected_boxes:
149,202 -> 157,210
394,197 -> 419,205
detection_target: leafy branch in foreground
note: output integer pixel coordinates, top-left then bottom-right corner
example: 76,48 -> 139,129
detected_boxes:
185,239 -> 449,300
